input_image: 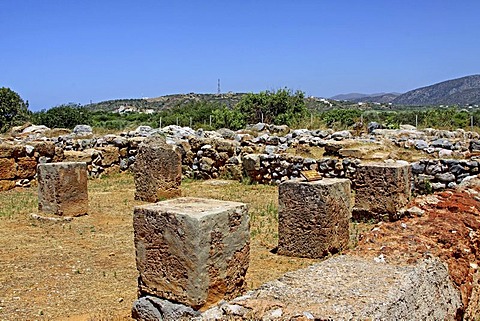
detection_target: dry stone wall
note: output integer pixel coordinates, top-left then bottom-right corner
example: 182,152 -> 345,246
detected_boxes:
2,124 -> 480,196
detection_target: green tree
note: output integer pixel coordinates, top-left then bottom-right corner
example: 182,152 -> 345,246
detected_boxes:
32,103 -> 91,129
0,87 -> 30,132
235,88 -> 307,125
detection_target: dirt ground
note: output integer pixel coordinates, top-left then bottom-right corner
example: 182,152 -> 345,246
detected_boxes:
3,171 -> 477,321
0,174 -> 321,321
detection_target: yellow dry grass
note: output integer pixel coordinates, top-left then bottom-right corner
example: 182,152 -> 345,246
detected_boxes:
0,173 -> 324,321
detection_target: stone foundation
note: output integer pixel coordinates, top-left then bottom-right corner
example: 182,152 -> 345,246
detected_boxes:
353,162 -> 411,221
278,178 -> 352,258
133,197 -> 249,310
37,162 -> 88,216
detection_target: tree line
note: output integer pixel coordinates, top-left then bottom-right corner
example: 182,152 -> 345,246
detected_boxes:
1,86 -> 480,133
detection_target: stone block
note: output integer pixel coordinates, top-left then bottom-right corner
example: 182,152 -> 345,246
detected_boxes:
63,150 -> 95,163
0,144 -> 15,158
133,197 -> 250,310
16,157 -> 37,179
0,180 -> 16,192
37,162 -> 88,216
353,162 -> 411,221
0,158 -> 16,179
278,178 -> 351,259
205,255 -> 461,320
97,146 -> 119,166
31,141 -> 55,158
133,136 -> 181,202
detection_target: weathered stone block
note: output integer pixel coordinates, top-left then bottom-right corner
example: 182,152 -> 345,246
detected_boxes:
133,197 -> 250,310
0,144 -> 15,158
0,180 -> 15,192
278,178 -> 351,259
16,157 -> 37,179
133,136 -> 181,202
63,150 -> 95,163
31,141 -> 55,158
0,158 -> 16,179
97,146 -> 119,166
205,255 -> 461,320
37,162 -> 88,216
353,162 -> 411,221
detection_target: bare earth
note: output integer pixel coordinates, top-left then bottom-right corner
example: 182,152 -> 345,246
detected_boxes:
0,174 -> 319,321
3,171 -> 476,321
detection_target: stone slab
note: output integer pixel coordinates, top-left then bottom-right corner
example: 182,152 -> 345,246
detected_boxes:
278,178 -> 351,258
201,255 -> 462,321
353,162 -> 411,221
133,136 -> 182,202
37,162 -> 88,216
133,197 -> 249,310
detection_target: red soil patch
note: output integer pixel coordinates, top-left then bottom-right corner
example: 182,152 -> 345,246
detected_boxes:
349,183 -> 480,310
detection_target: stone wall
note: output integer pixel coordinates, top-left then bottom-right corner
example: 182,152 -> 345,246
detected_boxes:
1,124 -> 480,195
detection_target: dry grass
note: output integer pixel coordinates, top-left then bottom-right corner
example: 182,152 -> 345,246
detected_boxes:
0,173 -> 326,321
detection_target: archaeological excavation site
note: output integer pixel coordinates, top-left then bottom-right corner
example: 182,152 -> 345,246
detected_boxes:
2,122 -> 480,320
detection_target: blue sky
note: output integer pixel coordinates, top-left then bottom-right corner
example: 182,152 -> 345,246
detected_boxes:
1,1 -> 480,111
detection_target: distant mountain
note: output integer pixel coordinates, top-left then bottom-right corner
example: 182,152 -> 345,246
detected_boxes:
350,93 -> 401,104
331,92 -> 401,103
330,93 -> 370,100
392,75 -> 480,106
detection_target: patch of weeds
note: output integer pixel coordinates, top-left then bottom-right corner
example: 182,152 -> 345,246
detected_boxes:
241,175 -> 253,185
349,222 -> 359,249
424,179 -> 433,195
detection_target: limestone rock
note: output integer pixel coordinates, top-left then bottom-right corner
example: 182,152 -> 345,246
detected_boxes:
132,296 -> 200,321
37,162 -> 88,216
73,124 -> 93,136
96,146 -> 119,166
278,178 -> 352,258
0,158 -> 16,179
133,136 -> 182,202
133,197 -> 250,310
0,180 -> 16,192
209,255 -> 461,321
353,162 -> 411,221
16,157 -> 37,179
63,149 -> 96,163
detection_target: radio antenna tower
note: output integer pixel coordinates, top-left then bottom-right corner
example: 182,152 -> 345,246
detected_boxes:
217,78 -> 221,94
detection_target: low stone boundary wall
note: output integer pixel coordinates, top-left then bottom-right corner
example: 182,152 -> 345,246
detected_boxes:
1,130 -> 480,194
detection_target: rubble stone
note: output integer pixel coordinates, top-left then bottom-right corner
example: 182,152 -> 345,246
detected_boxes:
133,197 -> 249,310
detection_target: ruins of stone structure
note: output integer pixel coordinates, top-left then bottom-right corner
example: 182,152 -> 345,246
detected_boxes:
278,178 -> 352,258
197,255 -> 462,321
37,162 -> 88,216
133,197 -> 250,310
353,162 -> 412,221
133,136 -> 182,202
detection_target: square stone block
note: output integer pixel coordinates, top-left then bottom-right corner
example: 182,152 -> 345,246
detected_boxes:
133,136 -> 182,202
353,162 -> 411,221
133,197 -> 250,310
278,178 -> 352,259
37,162 -> 88,216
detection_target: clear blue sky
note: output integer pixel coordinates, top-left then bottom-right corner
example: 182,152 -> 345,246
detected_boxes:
1,1 -> 480,111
